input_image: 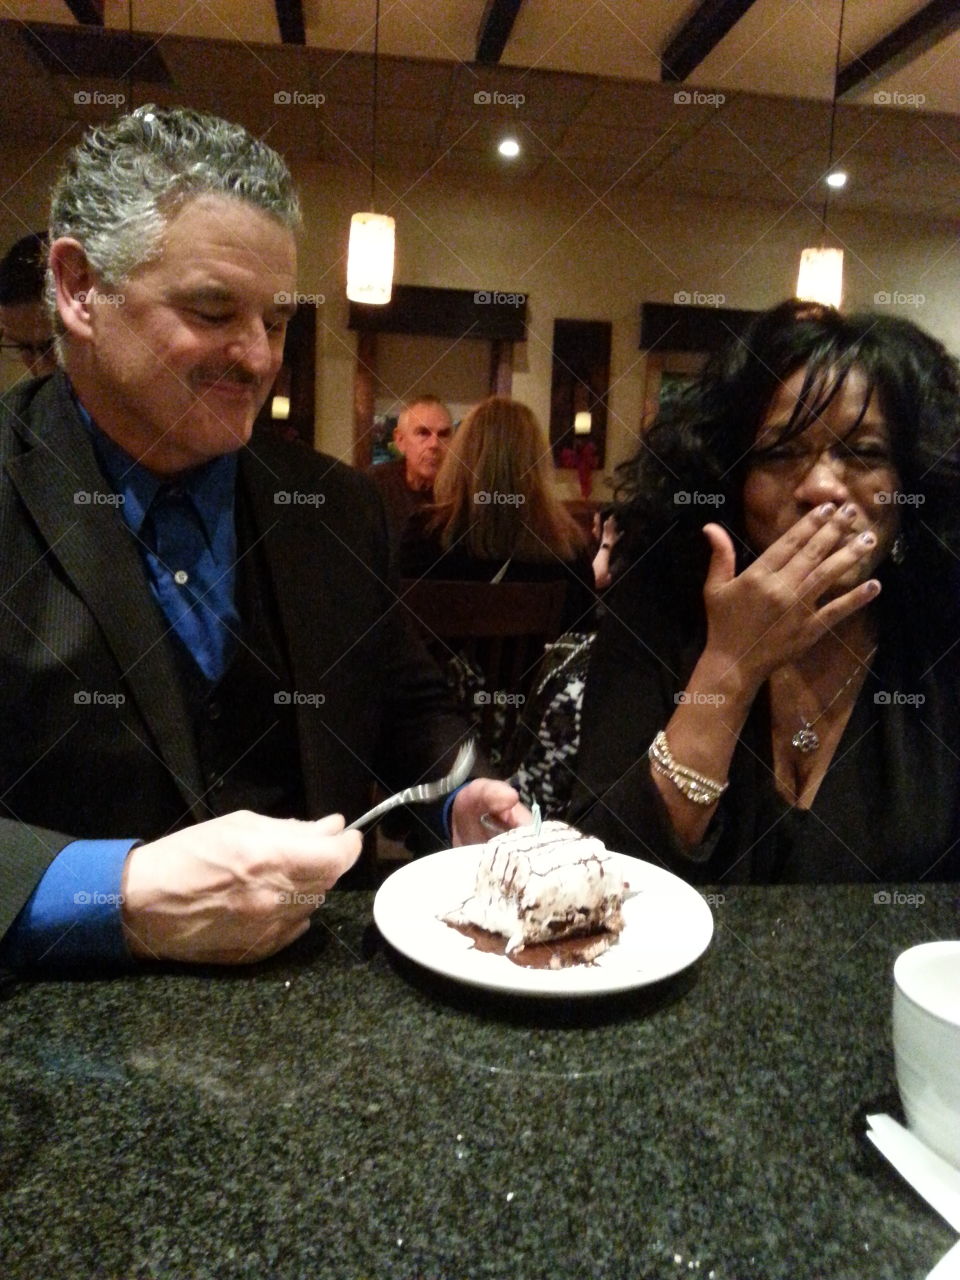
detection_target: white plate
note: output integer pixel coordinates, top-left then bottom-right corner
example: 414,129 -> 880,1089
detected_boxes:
373,847 -> 715,997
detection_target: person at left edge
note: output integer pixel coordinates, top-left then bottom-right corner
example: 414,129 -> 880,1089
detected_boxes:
0,105 -> 526,975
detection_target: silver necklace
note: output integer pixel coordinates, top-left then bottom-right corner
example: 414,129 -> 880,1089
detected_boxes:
790,648 -> 877,754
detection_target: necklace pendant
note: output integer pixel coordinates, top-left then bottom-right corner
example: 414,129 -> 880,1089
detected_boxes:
792,726 -> 820,753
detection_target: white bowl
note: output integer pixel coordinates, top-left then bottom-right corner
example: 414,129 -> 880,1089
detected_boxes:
893,941 -> 960,1169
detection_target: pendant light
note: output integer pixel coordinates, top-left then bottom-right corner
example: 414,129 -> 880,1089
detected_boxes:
346,0 -> 395,305
796,0 -> 847,309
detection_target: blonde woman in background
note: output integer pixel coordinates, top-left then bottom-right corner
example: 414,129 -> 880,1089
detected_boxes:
400,395 -> 595,630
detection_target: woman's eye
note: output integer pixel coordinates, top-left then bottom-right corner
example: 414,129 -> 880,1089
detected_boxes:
839,441 -> 891,463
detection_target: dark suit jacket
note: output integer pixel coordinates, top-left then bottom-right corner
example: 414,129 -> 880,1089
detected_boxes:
0,373 -> 464,938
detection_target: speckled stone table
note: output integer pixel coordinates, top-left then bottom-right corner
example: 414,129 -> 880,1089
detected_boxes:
1,882 -> 958,1280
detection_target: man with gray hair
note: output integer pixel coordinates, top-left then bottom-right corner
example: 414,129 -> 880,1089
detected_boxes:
367,394 -> 452,549
0,106 -> 524,975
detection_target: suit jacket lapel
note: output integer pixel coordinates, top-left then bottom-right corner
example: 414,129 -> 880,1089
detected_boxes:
5,377 -> 206,819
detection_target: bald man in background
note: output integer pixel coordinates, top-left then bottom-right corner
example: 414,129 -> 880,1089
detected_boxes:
367,394 -> 452,551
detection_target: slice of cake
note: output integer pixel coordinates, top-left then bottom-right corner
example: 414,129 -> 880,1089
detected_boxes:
445,820 -> 625,961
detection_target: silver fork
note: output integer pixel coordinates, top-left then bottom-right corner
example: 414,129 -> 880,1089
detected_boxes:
345,739 -> 477,832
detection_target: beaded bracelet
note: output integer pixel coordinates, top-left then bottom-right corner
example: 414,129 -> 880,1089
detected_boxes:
648,730 -> 728,806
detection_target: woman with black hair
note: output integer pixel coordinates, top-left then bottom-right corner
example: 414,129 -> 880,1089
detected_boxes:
570,299 -> 960,882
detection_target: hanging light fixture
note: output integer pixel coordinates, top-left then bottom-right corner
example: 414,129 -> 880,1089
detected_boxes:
346,0 -> 395,305
796,0 -> 847,309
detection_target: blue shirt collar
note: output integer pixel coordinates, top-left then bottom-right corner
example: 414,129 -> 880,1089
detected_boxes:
73,389 -> 238,543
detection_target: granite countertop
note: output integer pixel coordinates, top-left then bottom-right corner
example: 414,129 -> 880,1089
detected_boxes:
1,881 -> 958,1280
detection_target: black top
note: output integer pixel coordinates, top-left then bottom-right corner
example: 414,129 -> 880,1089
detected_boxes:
399,508 -> 597,633
365,458 -> 432,556
570,584 -> 960,883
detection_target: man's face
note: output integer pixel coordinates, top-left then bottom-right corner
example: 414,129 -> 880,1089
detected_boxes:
0,300 -> 56,376
63,193 -> 297,474
394,402 -> 452,490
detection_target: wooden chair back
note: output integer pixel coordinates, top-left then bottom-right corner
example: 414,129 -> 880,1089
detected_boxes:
398,578 -> 568,761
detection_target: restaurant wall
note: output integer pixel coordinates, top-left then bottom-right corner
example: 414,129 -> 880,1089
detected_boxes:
2,140 -> 957,501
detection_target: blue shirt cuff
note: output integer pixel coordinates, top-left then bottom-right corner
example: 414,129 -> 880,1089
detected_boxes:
0,839 -> 138,973
441,783 -> 468,842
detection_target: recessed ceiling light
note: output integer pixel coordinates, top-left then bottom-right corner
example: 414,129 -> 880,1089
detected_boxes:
498,138 -> 520,158
826,170 -> 847,189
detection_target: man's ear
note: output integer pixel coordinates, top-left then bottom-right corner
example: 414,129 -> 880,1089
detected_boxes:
48,238 -> 99,342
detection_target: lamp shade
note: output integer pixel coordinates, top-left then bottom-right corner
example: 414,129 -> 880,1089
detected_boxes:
346,212 -> 395,305
796,247 -> 844,309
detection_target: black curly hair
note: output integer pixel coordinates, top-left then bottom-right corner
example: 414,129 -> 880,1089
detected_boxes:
610,299 -> 960,637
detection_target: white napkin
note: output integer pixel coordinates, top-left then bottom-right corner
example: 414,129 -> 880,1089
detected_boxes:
866,1113 -> 960,1279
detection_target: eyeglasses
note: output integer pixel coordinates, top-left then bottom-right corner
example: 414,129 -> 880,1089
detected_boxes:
0,339 -> 55,362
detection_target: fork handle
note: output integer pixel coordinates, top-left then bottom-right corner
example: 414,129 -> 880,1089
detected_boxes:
344,796 -> 400,832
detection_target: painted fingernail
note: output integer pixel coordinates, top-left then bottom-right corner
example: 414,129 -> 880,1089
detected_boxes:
818,502 -> 836,517
840,503 -> 858,519
865,579 -> 881,596
858,531 -> 876,546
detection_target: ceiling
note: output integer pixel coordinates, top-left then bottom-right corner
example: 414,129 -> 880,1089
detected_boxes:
0,0 -> 958,219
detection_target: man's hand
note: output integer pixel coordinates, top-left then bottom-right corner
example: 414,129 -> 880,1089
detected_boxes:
120,811 -> 361,965
450,778 -> 531,847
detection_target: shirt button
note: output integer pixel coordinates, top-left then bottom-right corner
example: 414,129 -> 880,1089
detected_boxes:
208,701 -> 222,721
211,776 -> 225,792
174,569 -> 189,585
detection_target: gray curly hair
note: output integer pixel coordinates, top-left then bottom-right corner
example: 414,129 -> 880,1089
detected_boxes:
47,105 -> 300,330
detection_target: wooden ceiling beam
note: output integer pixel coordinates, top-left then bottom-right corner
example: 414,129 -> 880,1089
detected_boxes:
64,0 -> 103,23
475,0 -> 524,65
661,0 -> 759,82
275,0 -> 306,46
837,0 -> 960,97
